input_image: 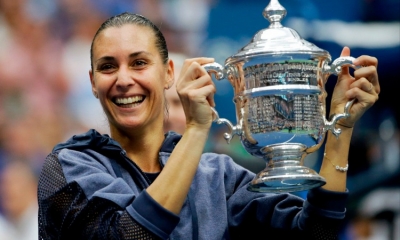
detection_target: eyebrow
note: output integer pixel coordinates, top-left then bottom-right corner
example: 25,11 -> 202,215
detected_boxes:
129,51 -> 152,58
95,51 -> 153,66
95,56 -> 115,64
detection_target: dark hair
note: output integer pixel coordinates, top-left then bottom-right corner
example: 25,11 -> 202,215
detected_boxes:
90,12 -> 168,70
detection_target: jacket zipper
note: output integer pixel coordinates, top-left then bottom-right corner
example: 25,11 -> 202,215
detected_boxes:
119,151 -> 164,187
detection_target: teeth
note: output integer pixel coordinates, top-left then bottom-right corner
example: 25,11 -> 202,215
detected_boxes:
115,96 -> 143,104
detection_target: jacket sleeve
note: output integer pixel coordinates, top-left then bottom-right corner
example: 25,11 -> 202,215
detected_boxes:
226,159 -> 347,240
37,152 -> 179,240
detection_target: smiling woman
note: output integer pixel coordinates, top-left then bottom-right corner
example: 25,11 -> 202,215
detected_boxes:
37,12 -> 380,240
89,21 -> 173,142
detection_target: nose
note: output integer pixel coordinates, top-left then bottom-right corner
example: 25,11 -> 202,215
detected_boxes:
116,66 -> 135,90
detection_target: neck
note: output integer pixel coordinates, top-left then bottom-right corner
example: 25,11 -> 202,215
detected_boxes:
110,126 -> 165,173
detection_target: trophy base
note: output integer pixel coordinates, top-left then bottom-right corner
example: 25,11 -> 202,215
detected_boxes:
247,165 -> 326,193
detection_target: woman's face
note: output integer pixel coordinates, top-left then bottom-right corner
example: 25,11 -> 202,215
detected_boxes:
90,24 -> 174,133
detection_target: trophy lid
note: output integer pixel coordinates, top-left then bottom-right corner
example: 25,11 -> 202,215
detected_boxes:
227,0 -> 330,63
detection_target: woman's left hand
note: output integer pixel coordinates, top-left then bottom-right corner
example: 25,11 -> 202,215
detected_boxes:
330,46 -> 380,127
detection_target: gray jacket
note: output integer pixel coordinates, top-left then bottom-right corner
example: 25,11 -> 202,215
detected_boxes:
38,129 -> 347,239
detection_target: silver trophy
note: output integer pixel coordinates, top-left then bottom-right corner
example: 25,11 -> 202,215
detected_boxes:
205,0 -> 358,192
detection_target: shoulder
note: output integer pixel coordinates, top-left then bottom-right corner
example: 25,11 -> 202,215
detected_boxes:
49,129 -> 123,177
57,148 -> 115,180
200,152 -> 234,165
199,152 -> 254,177
200,152 -> 247,167
52,129 -> 121,154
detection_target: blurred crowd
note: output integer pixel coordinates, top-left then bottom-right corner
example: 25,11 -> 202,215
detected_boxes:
0,0 -> 398,239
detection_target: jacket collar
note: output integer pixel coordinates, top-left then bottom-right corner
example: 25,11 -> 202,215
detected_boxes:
53,129 -> 182,154
160,131 -> 182,153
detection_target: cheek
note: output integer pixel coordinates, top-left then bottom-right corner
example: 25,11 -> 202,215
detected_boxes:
144,78 -> 167,102
94,80 -> 113,113
93,76 -> 112,95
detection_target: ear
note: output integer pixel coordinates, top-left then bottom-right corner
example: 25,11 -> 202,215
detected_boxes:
89,70 -> 98,98
164,59 -> 175,90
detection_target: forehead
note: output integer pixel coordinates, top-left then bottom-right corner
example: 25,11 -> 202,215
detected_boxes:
93,24 -> 156,56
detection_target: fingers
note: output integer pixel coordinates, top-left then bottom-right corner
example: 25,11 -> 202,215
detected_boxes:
339,48 -> 380,97
348,77 -> 375,95
340,46 -> 350,57
332,48 -> 380,125
367,82 -> 373,92
179,58 -> 214,80
353,55 -> 378,68
353,56 -> 380,94
353,66 -> 380,92
183,73 -> 216,100
177,58 -> 214,86
345,74 -> 379,110
178,60 -> 215,94
176,58 -> 217,123
339,46 -> 351,76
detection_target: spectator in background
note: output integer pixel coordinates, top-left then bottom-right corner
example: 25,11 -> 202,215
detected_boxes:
0,0 -> 71,158
346,188 -> 400,240
136,0 -> 216,56
0,160 -> 39,240
58,0 -> 112,135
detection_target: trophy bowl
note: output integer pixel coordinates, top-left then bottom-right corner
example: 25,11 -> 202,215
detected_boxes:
204,0 -> 357,192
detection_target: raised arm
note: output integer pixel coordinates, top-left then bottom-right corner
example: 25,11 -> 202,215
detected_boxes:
319,47 -> 380,192
146,57 -> 216,214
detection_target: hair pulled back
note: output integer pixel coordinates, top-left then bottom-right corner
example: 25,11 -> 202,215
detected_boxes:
90,12 -> 168,70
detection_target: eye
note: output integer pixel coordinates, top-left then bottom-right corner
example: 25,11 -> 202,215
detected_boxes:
132,59 -> 147,68
98,63 -> 116,73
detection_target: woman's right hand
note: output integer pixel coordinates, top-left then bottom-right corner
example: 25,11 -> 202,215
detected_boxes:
176,57 -> 216,130
149,58 -> 216,214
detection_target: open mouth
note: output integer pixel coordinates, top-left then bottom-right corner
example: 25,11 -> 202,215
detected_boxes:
113,96 -> 145,108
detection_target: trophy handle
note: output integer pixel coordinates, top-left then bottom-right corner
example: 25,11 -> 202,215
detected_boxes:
210,107 -> 241,144
324,99 -> 355,138
203,62 -> 226,80
323,56 -> 361,138
325,56 -> 359,75
203,63 -> 240,144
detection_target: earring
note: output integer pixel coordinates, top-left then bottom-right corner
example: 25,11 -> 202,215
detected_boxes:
93,92 -> 98,98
